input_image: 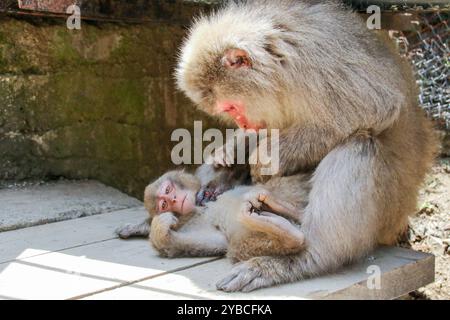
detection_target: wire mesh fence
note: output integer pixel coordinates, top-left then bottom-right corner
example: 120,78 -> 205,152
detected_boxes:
348,1 -> 449,130
391,8 -> 449,129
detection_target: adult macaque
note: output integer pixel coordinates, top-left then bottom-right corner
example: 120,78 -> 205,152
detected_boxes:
176,0 -> 438,291
146,170 -> 310,262
115,164 -> 250,239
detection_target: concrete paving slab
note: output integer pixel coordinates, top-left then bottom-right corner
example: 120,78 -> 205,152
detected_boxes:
82,247 -> 434,300
0,180 -> 142,232
0,207 -> 147,264
0,180 -> 435,300
0,237 -> 215,300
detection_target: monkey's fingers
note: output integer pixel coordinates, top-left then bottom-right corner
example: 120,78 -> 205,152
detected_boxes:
258,195 -> 302,222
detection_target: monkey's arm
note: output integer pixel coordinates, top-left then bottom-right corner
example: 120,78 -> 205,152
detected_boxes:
196,130 -> 254,203
116,218 -> 151,239
251,124 -> 347,182
150,212 -> 227,258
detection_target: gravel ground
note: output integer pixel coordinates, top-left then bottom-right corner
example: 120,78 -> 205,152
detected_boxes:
405,157 -> 450,300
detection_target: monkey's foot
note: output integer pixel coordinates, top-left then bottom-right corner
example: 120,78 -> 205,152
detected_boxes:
216,257 -> 279,292
242,188 -> 269,211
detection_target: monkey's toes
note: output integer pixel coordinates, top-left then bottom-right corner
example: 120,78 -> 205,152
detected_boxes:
243,190 -> 268,211
216,262 -> 262,292
240,201 -> 263,217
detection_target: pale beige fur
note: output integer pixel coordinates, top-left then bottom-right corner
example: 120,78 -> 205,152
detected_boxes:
148,170 -> 311,262
175,0 -> 438,292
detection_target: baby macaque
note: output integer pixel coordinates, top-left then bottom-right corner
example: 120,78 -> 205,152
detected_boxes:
146,170 -> 310,262
116,163 -> 251,239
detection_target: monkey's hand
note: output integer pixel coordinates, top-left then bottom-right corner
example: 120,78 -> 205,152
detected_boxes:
205,143 -> 235,168
249,137 -> 283,184
149,213 -> 179,255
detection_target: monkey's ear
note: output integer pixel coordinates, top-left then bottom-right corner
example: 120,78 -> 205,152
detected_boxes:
222,49 -> 252,69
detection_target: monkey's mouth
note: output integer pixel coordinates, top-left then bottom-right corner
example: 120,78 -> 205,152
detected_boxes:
233,115 -> 266,131
181,195 -> 187,211
216,101 -> 266,131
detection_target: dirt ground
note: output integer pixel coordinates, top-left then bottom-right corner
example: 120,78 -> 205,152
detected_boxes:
405,157 -> 449,300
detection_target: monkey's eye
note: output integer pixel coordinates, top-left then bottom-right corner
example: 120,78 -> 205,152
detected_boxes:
165,185 -> 171,194
230,55 -> 251,68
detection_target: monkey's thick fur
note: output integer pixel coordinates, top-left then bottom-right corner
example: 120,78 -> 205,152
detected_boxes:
148,171 -> 310,262
176,0 -> 438,292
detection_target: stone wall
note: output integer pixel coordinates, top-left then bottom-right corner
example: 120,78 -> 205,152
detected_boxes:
1,6 -> 448,199
0,7 -> 216,199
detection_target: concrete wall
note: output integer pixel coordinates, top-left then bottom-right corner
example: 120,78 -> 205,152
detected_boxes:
0,9 -> 216,199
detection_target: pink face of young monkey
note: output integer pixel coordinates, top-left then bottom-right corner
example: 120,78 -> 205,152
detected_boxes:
156,179 -> 196,215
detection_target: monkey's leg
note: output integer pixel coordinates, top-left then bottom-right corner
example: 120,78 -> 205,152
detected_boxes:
228,229 -> 302,263
218,138 -> 383,292
239,208 -> 304,249
116,218 -> 151,239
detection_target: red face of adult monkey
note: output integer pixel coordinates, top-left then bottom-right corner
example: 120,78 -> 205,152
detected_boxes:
175,0 -> 437,293
177,1 -> 406,133
176,2 -> 302,132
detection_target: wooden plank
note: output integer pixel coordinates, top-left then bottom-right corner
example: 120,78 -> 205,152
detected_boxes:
326,250 -> 435,299
0,237 -> 216,300
0,206 -> 146,264
82,247 -> 434,300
